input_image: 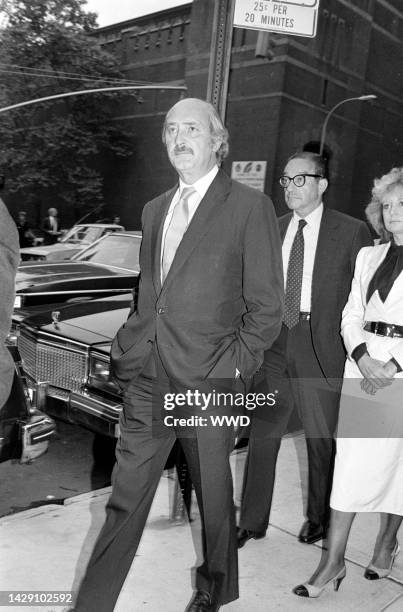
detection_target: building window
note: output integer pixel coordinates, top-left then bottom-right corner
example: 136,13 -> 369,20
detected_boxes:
167,25 -> 173,44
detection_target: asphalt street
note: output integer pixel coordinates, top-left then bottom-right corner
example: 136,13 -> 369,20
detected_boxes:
0,420 -> 115,517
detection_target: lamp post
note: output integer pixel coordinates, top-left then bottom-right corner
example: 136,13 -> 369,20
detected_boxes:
0,84 -> 187,115
319,94 -> 377,156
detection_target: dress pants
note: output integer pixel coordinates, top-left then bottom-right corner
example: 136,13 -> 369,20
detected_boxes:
240,321 -> 341,533
74,350 -> 238,612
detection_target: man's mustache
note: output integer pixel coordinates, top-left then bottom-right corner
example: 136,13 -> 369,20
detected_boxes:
173,144 -> 193,154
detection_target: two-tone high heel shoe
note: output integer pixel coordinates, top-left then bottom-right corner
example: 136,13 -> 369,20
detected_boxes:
364,541 -> 400,580
292,565 -> 346,598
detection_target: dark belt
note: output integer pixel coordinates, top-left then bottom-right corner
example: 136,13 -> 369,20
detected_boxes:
299,312 -> 311,321
364,321 -> 403,338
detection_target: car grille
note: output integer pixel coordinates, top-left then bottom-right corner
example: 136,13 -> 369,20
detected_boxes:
18,332 -> 87,393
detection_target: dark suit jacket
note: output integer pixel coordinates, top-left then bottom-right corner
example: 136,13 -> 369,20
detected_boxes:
279,207 -> 372,379
111,169 -> 284,388
0,198 -> 20,409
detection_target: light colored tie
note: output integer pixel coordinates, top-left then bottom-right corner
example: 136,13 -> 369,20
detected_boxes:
161,186 -> 195,283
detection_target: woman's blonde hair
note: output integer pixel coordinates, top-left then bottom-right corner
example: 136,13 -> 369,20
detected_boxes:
365,167 -> 403,242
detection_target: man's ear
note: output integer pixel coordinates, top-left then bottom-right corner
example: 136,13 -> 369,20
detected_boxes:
319,177 -> 328,196
212,138 -> 221,153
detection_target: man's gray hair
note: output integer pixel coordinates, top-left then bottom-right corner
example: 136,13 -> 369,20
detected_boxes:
162,98 -> 229,165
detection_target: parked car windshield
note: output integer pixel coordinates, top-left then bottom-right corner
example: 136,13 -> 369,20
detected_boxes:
76,233 -> 141,272
61,225 -> 106,245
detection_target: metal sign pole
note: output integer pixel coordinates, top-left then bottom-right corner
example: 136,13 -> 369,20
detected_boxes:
206,0 -> 235,122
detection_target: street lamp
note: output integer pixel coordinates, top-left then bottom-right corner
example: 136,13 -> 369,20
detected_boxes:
319,94 -> 377,156
0,84 -> 187,115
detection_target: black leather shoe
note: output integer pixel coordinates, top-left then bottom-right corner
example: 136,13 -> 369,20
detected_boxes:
185,590 -> 220,611
298,520 -> 326,544
237,527 -> 266,549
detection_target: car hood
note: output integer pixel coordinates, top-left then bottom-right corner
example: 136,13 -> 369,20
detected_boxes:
16,262 -> 126,290
22,298 -> 131,350
20,244 -> 76,256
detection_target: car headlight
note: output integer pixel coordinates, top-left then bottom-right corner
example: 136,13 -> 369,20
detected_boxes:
89,355 -> 120,394
93,359 -> 111,382
14,295 -> 23,309
6,323 -> 20,346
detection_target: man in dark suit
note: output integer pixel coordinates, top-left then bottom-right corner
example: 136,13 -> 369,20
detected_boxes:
74,98 -> 283,612
237,151 -> 372,550
16,211 -> 33,248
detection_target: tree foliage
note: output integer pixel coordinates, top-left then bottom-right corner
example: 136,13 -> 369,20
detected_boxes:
0,0 -> 133,218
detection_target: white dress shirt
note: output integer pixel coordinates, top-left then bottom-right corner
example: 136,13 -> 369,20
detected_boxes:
160,164 -> 219,278
282,203 -> 323,313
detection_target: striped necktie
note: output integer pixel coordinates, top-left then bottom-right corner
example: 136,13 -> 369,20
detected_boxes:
283,219 -> 307,329
161,186 -> 195,283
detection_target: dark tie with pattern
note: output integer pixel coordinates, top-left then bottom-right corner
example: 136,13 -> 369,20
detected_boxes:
161,186 -> 195,284
284,219 -> 307,329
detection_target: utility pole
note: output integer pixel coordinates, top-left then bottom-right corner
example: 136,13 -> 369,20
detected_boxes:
206,0 -> 235,121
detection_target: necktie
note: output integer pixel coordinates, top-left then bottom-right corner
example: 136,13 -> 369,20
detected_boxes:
161,186 -> 195,283
284,219 -> 307,329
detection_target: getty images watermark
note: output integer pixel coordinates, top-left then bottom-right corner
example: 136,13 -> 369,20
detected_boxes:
163,389 -> 277,427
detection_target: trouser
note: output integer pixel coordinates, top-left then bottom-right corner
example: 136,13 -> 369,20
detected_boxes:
240,321 -> 341,533
74,351 -> 238,612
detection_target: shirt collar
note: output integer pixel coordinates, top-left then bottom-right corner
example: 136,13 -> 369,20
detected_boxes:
179,165 -> 219,200
292,202 -> 323,227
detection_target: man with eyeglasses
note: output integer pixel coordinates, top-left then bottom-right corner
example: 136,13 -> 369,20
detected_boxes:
237,150 -> 372,549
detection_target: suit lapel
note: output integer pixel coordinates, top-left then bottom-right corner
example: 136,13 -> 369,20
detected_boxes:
385,268 -> 403,308
362,243 -> 390,292
151,186 -> 177,295
279,214 -> 292,242
311,208 -> 340,303
159,170 -> 231,293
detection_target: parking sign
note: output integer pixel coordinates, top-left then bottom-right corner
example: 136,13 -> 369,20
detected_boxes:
233,0 -> 320,38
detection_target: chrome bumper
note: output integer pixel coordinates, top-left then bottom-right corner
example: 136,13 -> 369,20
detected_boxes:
26,376 -> 121,438
20,412 -> 56,463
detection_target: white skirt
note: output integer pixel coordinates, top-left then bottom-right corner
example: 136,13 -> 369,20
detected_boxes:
330,360 -> 403,514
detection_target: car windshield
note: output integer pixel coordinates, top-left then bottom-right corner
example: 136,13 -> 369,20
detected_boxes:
76,234 -> 141,272
61,226 -> 102,245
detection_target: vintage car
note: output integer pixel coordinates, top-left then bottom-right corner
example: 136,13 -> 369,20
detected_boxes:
19,223 -> 125,262
14,294 -> 132,438
14,231 -> 141,311
0,346 -> 55,463
13,294 -> 191,518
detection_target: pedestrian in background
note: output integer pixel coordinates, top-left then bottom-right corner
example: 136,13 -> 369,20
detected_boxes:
73,97 -> 283,612
238,151 -> 372,550
41,207 -> 60,244
293,166 -> 403,598
16,211 -> 33,248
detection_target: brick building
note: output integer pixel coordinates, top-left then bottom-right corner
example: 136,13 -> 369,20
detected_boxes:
95,0 -> 402,229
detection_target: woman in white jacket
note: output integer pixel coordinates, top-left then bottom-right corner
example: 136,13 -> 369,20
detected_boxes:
293,167 -> 403,598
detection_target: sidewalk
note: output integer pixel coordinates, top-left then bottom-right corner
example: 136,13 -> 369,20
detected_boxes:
0,433 -> 402,611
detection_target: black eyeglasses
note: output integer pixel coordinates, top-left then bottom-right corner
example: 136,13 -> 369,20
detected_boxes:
279,174 -> 324,188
